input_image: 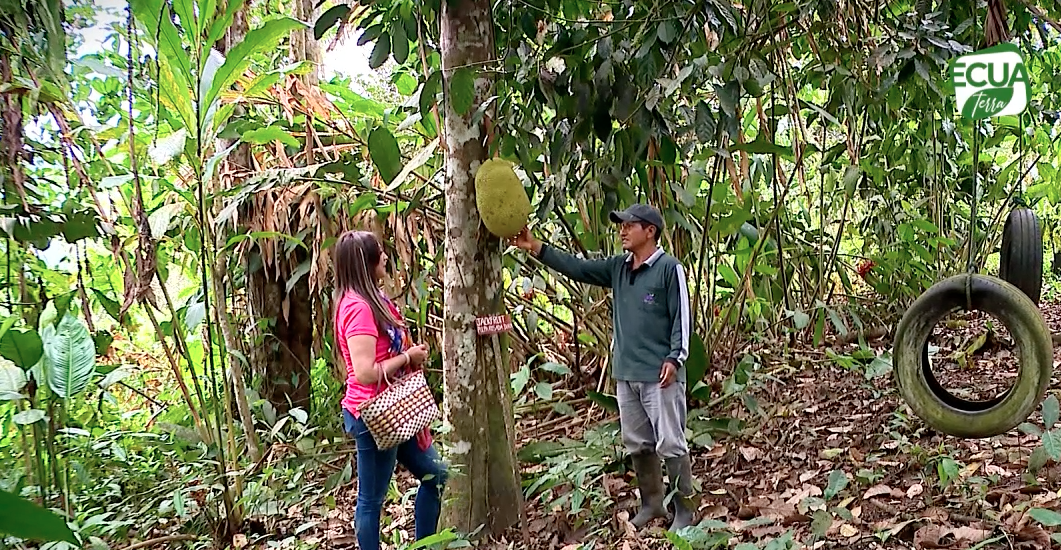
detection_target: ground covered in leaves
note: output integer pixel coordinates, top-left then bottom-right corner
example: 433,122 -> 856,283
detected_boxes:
253,301 -> 1061,550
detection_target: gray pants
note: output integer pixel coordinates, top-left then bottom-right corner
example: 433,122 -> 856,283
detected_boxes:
617,379 -> 689,459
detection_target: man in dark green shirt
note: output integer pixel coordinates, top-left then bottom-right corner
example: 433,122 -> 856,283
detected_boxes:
510,203 -> 696,532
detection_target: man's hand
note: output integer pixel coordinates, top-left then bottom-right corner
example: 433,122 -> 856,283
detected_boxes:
508,226 -> 542,256
660,360 -> 678,388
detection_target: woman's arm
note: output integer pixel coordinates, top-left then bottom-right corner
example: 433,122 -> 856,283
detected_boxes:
347,334 -> 410,385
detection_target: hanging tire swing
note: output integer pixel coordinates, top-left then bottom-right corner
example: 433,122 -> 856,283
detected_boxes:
893,63 -> 1053,437
894,274 -> 1054,438
999,206 -> 1044,305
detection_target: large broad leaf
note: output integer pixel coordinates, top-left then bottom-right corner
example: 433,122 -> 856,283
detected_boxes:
242,126 -> 301,149
368,127 -> 402,185
0,363 -> 27,395
449,67 -> 476,115
0,329 -> 44,370
685,332 -> 709,387
0,490 -> 77,543
314,4 -> 351,40
131,0 -> 194,101
205,17 -> 308,115
155,52 -> 197,133
42,315 -> 96,399
205,0 -> 247,50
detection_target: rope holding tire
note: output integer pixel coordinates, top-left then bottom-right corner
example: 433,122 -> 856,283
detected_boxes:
893,274 -> 1054,439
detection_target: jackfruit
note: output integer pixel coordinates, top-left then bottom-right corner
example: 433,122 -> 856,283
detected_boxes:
475,158 -> 532,239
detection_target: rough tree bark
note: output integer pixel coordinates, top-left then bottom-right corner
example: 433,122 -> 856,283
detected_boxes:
439,0 -> 524,537
291,0 -> 320,86
247,256 -> 313,416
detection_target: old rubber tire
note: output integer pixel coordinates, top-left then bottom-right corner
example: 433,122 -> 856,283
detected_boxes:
893,274 -> 1053,438
999,207 -> 1043,305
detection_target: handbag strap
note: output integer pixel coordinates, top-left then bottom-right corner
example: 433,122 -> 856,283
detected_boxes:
375,360 -> 392,394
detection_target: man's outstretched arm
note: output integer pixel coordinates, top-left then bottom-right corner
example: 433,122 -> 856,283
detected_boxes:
510,227 -> 618,288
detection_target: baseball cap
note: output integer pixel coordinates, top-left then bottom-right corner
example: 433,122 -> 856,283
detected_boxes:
609,203 -> 664,231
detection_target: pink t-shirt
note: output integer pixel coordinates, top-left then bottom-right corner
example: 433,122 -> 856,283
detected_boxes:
336,290 -> 408,413
335,290 -> 433,450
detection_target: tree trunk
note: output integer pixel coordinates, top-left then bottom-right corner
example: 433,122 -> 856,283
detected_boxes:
291,0 -> 320,87
439,0 -> 523,537
247,249 -> 313,416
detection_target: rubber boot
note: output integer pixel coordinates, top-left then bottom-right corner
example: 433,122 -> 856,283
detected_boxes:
664,454 -> 697,532
628,452 -> 668,528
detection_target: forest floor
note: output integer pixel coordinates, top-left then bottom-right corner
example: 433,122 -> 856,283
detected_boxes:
279,301 -> 1061,550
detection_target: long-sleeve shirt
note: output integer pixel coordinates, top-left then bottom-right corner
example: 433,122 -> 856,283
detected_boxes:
536,243 -> 691,383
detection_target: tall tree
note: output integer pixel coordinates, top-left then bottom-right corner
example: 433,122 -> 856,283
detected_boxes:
439,0 -> 523,537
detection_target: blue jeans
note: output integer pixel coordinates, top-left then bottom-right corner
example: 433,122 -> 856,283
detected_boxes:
343,408 -> 447,550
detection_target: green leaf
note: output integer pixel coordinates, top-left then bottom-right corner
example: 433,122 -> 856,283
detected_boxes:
369,32 -> 391,69
685,332 -> 709,386
842,165 -> 861,197
93,330 -> 114,357
206,17 -> 308,115
0,490 -> 77,543
394,73 -> 418,96
93,290 -> 122,324
1042,429 -> 1061,460
865,355 -> 892,379
205,0 -> 246,51
368,127 -> 402,185
348,192 -> 378,215
420,71 -> 441,119
0,329 -> 44,370
1042,394 -> 1059,428
449,67 -> 476,115
539,362 -> 572,376
14,409 -> 46,424
391,23 -> 409,64
1019,422 -> 1042,437
148,202 -> 186,240
0,364 -> 27,394
172,0 -> 196,39
42,314 -> 97,399
242,125 -> 301,149
1029,445 -> 1049,472
730,137 -> 792,158
824,470 -> 849,499
131,0 -> 193,99
185,299 -> 206,334
197,0 -> 217,37
1029,507 -> 1061,527
0,316 -> 17,341
357,24 -> 383,46
510,365 -> 530,396
155,52 -> 197,133
718,264 -> 740,288
657,20 -> 678,44
534,381 -> 553,400
314,4 -> 351,40
61,210 -> 99,243
586,390 -> 619,413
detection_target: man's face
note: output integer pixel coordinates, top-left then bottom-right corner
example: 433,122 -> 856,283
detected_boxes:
619,221 -> 652,251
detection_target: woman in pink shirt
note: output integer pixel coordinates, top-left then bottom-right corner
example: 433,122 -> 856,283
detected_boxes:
331,230 -> 447,549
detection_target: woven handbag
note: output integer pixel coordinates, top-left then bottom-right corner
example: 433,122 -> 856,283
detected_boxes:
358,363 -> 441,450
